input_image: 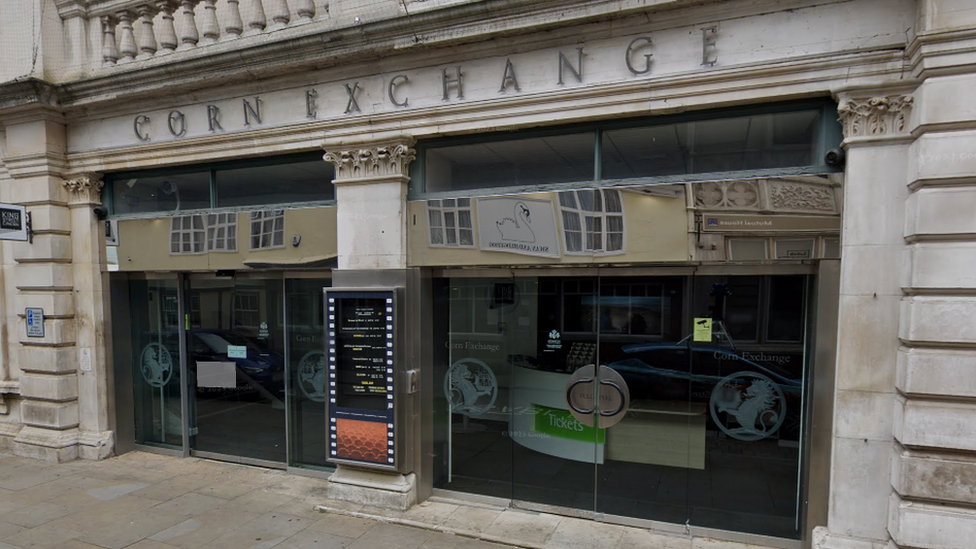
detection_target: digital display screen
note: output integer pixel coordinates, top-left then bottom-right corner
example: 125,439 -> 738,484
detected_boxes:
326,289 -> 397,469
334,297 -> 390,410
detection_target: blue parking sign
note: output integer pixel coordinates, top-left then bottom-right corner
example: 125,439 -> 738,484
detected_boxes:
25,307 -> 44,338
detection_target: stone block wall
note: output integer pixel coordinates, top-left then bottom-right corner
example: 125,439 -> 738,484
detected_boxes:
889,72 -> 976,549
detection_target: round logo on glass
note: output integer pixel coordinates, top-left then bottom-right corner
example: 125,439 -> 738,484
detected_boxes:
140,343 -> 173,388
709,371 -> 786,442
298,350 -> 327,402
443,358 -> 497,417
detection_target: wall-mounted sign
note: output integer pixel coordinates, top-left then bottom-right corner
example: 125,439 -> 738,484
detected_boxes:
693,318 -> 712,342
0,204 -> 28,242
325,288 -> 399,470
25,308 -> 44,338
703,214 -> 840,232
477,198 -> 560,258
105,219 -> 119,246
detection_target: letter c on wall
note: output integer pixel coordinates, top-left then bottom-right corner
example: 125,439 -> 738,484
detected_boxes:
134,115 -> 151,141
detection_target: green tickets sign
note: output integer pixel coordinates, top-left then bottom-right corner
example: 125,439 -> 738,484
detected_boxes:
533,404 -> 605,443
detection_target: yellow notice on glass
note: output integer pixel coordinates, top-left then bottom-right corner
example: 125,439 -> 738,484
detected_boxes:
693,318 -> 712,342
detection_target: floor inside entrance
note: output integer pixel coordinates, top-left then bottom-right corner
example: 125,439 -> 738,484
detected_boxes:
442,418 -> 800,540
193,393 -> 287,463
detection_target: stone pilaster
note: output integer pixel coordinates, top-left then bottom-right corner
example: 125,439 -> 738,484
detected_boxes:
889,72 -> 976,549
63,174 -> 114,460
322,137 -> 419,509
324,137 -> 416,270
815,91 -> 915,549
4,115 -> 80,463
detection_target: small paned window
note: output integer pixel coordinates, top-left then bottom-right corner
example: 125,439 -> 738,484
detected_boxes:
170,215 -> 206,254
427,199 -> 474,247
250,210 -> 285,250
558,189 -> 624,254
207,213 -> 238,252
233,293 -> 260,328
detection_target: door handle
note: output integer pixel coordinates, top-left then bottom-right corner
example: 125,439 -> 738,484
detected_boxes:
598,378 -> 627,417
565,377 -> 595,415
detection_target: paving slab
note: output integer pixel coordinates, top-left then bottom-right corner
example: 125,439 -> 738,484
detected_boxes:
4,522 -> 83,549
272,528 -> 358,549
439,504 -> 504,533
345,523 -> 433,549
482,509 -> 562,546
308,513 -> 379,538
3,501 -> 75,528
544,517 -> 625,549
0,521 -> 25,539
147,506 -> 263,548
76,511 -> 188,549
422,531 -> 519,549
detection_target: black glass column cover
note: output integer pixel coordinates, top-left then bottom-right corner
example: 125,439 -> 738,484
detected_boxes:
326,290 -> 397,469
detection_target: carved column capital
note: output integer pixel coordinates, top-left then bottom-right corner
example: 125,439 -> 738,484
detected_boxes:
63,174 -> 105,205
323,137 -> 417,182
837,95 -> 914,140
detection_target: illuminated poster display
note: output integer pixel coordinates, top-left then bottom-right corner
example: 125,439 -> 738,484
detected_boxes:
325,289 -> 397,469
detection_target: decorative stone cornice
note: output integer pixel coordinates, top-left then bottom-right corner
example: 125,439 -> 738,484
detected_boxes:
837,95 -> 914,140
323,138 -> 417,182
62,173 -> 105,205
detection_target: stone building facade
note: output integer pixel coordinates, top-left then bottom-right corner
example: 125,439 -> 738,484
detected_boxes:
0,1 -> 974,549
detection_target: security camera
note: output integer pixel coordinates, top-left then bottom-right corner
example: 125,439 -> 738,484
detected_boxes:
93,205 -> 108,220
824,148 -> 846,167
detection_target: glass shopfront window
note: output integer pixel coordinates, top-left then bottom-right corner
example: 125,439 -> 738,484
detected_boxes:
286,278 -> 332,470
433,273 -> 810,539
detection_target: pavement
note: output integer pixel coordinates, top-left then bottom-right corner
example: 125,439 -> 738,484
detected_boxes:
0,451 -> 712,549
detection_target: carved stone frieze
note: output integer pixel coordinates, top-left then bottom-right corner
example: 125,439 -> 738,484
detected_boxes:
768,181 -> 836,212
324,139 -> 417,181
694,180 -> 760,209
63,174 -> 105,205
838,95 -> 913,138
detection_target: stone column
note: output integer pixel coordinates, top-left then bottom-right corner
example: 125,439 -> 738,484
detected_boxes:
814,92 -> 915,549
323,137 -> 421,510
4,115 -> 81,462
64,175 -> 114,460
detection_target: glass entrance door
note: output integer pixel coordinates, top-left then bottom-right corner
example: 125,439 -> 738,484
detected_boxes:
187,275 -> 287,464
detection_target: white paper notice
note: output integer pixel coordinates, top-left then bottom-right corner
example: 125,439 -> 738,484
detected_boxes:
227,345 -> 247,359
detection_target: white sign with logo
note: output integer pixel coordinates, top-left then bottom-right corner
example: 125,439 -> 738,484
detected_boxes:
476,198 -> 560,259
0,204 -> 28,242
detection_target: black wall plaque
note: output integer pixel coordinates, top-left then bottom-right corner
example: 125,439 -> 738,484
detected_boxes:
325,289 -> 398,469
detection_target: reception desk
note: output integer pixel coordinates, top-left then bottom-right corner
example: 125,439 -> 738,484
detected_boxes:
509,364 -> 706,469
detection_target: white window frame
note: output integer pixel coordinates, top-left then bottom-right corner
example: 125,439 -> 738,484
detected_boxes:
169,215 -> 206,255
207,212 -> 238,252
250,209 -> 285,251
233,292 -> 261,328
427,198 -> 475,248
558,189 -> 626,255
